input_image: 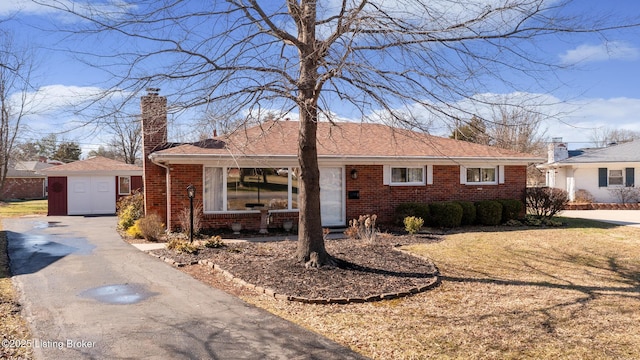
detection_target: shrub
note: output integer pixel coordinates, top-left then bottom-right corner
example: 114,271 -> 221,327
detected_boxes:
395,203 -> 430,226
204,235 -> 225,248
525,187 -> 569,219
136,214 -> 165,241
475,200 -> 503,226
166,238 -> 199,254
126,221 -> 143,238
347,214 -> 378,243
403,216 -> 424,235
573,189 -> 594,203
455,201 -> 476,226
608,186 -> 640,204
428,202 -> 463,228
177,200 -> 203,236
117,191 -> 144,230
497,199 -> 524,222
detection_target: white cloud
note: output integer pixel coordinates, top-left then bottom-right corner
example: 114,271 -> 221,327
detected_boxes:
560,41 -> 640,65
1,0 -> 136,22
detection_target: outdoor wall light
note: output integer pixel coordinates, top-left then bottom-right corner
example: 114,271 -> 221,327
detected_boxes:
351,168 -> 358,180
186,184 -> 196,243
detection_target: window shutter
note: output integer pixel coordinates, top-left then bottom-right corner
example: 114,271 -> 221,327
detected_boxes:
460,166 -> 466,184
498,165 -> 505,184
626,168 -> 635,187
426,165 -> 433,185
383,165 -> 390,185
598,168 -> 607,187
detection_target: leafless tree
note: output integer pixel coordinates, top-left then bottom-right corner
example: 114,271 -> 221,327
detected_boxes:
38,0 -> 639,267
0,29 -> 35,198
590,127 -> 640,148
107,115 -> 142,164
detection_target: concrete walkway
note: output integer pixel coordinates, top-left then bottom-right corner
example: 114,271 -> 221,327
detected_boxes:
4,216 -> 367,360
560,209 -> 640,228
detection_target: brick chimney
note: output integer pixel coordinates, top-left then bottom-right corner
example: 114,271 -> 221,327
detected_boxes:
141,88 -> 168,220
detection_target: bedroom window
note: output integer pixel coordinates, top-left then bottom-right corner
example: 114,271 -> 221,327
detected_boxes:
390,167 -> 425,185
608,170 -> 624,186
466,167 -> 496,183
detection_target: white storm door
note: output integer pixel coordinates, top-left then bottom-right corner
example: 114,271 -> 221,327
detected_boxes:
320,167 -> 345,226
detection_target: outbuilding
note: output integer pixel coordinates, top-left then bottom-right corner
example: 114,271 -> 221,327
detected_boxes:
41,156 -> 143,216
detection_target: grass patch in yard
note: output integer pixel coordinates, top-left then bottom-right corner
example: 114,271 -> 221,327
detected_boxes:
0,223 -> 33,359
238,218 -> 640,359
0,200 -> 47,218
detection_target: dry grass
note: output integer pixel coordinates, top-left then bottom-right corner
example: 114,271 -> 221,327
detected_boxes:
0,200 -> 47,218
226,218 -> 640,359
0,222 -> 34,359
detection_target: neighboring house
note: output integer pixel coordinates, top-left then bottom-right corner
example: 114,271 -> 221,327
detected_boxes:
1,160 -> 56,200
141,90 -> 543,231
539,138 -> 639,203
41,156 -> 143,216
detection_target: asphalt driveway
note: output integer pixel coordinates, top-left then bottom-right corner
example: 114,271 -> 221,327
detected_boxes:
4,216 -> 366,360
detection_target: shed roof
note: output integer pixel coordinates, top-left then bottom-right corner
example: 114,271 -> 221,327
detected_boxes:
40,156 -> 142,176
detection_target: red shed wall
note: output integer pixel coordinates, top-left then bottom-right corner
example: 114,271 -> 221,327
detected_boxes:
47,177 -> 68,216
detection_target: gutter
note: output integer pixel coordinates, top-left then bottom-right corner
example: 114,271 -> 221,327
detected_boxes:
149,156 -> 172,230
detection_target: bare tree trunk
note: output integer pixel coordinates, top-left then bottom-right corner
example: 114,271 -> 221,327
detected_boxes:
294,0 -> 333,267
296,110 -> 332,266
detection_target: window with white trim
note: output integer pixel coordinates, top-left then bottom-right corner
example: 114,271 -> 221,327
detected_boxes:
465,167 -> 497,184
390,166 -> 425,185
118,176 -> 131,195
609,169 -> 624,186
204,167 -> 299,212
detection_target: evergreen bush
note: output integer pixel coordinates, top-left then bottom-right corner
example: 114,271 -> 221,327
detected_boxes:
475,200 -> 503,226
428,201 -> 463,228
497,199 -> 524,222
455,201 -> 476,225
395,202 -> 430,226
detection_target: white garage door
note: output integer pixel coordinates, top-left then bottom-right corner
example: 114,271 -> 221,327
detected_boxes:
67,176 -> 116,215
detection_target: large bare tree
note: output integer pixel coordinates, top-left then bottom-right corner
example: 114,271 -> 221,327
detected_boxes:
0,29 -> 34,198
107,115 -> 142,164
40,0 -> 639,266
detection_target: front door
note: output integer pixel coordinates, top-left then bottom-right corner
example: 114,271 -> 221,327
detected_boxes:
320,167 -> 345,226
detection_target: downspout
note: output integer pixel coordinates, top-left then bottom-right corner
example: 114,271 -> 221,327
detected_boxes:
150,155 -> 172,231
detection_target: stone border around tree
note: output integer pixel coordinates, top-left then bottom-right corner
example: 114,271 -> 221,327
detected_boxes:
147,247 -> 441,305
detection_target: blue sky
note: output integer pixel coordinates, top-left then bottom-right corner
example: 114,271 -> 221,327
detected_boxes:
3,0 -> 640,153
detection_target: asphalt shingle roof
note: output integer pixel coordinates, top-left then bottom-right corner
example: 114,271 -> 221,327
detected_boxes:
40,156 -> 142,174
152,120 -> 541,161
558,141 -> 640,164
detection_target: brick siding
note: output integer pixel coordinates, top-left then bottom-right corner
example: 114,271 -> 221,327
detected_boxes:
345,164 -> 527,224
162,163 -> 527,231
1,178 -> 46,200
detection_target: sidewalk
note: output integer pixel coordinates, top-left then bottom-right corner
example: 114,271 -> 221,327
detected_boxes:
560,209 -> 640,228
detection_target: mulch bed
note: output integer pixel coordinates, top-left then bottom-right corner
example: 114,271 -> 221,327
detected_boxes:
150,233 -> 441,301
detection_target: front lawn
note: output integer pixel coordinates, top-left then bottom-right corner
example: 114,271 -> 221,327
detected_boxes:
0,199 -> 47,218
238,218 -> 640,359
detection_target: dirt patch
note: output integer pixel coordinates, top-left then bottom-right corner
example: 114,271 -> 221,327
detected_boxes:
150,233 -> 441,300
